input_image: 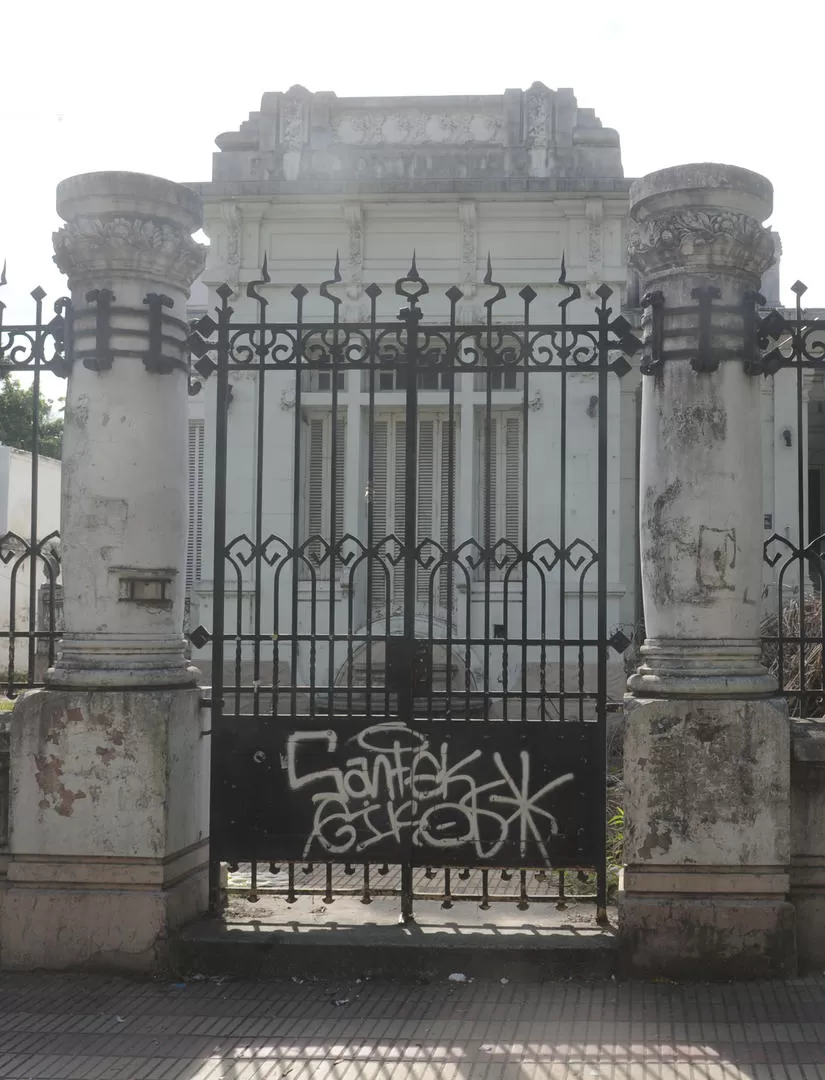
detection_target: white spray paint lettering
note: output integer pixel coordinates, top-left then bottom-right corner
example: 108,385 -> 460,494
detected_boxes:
285,721 -> 574,861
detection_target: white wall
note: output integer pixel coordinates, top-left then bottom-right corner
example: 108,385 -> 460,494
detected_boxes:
0,446 -> 61,636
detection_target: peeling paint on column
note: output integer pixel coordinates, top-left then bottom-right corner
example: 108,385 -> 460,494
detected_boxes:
34,753 -> 87,816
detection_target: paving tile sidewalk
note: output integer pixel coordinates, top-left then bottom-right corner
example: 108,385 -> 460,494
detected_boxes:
1,972 -> 825,1079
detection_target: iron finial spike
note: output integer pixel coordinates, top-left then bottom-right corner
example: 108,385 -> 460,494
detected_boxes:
484,253 -> 493,285
559,251 -> 567,285
333,250 -> 341,281
0,259 -> 6,286
410,250 -> 419,279
261,252 -> 270,282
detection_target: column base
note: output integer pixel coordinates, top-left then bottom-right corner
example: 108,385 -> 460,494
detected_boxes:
627,639 -> 778,697
0,849 -> 208,971
619,891 -> 796,979
47,634 -> 200,690
1,687 -> 210,971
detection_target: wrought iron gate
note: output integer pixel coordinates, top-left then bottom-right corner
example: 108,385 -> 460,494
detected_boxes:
187,257 -> 640,920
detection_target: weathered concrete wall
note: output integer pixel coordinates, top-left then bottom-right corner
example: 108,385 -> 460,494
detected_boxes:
1,688 -> 208,970
622,696 -> 795,978
790,720 -> 825,971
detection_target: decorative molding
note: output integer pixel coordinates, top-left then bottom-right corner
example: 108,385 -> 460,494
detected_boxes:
627,209 -> 775,280
221,204 -> 241,293
585,198 -> 604,294
331,110 -> 503,146
344,204 -> 363,285
341,204 -> 366,320
458,201 -> 477,284
280,95 -> 305,151
53,216 -> 206,290
526,83 -> 551,148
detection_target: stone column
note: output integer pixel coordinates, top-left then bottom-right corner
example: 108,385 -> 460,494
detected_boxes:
621,164 -> 796,978
0,173 -> 210,970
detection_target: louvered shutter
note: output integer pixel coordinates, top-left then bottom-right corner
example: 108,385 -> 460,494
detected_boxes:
369,420 -> 390,612
307,418 -> 325,569
186,420 -> 205,589
504,415 -> 522,552
332,410 -> 345,552
439,419 -> 457,608
482,419 -> 498,554
416,419 -> 435,603
478,413 -> 522,578
305,412 -> 346,574
392,420 -> 407,602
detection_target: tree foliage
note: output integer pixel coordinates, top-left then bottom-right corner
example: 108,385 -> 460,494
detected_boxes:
0,376 -> 63,458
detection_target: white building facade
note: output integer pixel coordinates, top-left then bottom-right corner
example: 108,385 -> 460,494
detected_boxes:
185,83 -> 798,707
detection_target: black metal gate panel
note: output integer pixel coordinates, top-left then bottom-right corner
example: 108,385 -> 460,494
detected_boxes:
187,256 -> 639,919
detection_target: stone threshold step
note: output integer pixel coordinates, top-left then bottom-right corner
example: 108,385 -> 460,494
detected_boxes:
172,918 -> 617,981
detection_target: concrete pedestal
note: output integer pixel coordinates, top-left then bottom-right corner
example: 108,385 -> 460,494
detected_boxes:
1,688 -> 208,970
621,163 -> 795,977
620,695 -> 795,978
0,172 -> 209,971
789,721 -> 825,972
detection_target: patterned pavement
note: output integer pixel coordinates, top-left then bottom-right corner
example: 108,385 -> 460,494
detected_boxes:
1,971 -> 825,1079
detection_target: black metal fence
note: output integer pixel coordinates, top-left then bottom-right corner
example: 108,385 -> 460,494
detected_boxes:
185,257 -> 640,920
0,288 -> 66,699
759,283 -> 825,716
2,270 -> 825,921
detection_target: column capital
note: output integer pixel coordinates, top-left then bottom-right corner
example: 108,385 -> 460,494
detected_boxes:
53,171 -> 206,291
628,163 -> 775,285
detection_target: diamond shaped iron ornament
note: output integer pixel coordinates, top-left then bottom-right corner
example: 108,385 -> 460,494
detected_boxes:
194,314 -> 217,337
519,285 -> 538,304
187,334 -> 211,359
608,629 -> 631,654
188,625 -> 211,650
194,356 -> 217,380
594,283 -> 613,302
791,280 -> 808,297
611,356 -> 632,378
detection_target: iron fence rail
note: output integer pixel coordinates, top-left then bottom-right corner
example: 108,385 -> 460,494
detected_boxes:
0,289 -> 66,696
186,257 -> 638,922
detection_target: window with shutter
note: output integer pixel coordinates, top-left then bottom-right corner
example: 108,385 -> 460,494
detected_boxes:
303,411 -> 346,575
186,420 -> 205,589
368,420 -> 390,610
367,412 -> 458,613
477,412 -> 523,578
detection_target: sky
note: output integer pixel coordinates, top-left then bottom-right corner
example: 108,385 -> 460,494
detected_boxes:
2,0 -> 824,354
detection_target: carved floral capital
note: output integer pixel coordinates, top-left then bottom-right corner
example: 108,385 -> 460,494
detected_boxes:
627,208 -> 775,281
53,215 -> 207,290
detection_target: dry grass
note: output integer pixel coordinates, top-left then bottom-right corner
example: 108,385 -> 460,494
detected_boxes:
761,595 -> 825,716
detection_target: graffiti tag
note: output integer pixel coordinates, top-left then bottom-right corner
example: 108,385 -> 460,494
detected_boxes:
285,721 -> 574,862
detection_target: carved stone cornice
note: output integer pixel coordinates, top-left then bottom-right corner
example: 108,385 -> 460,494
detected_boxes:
53,215 -> 206,290
627,208 -> 775,282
